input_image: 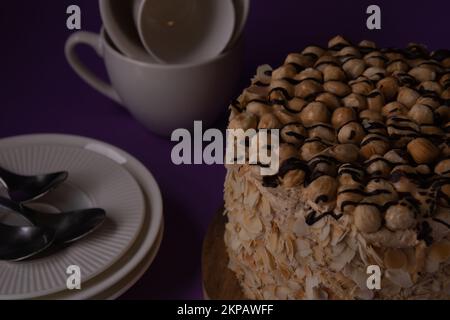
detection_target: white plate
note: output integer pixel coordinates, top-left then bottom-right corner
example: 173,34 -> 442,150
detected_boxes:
101,220 -> 164,300
0,140 -> 146,299
1,134 -> 164,300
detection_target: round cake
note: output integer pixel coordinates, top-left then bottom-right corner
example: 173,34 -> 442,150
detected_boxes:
224,35 -> 450,300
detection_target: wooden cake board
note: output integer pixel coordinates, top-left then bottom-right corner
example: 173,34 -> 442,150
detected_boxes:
202,208 -> 247,300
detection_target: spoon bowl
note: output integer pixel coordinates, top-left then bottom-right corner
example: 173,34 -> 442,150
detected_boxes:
0,223 -> 54,261
0,166 -> 68,203
0,197 -> 106,245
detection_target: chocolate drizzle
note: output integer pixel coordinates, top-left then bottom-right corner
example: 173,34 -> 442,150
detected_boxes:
305,210 -> 343,226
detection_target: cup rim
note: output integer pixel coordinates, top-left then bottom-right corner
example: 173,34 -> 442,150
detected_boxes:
101,28 -> 241,69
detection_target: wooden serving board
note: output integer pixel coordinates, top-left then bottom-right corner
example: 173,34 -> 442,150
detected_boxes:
202,208 -> 247,300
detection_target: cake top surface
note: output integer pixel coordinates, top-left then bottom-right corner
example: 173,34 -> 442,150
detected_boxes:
228,35 -> 450,240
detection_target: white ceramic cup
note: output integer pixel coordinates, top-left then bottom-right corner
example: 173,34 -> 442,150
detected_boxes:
65,29 -> 243,136
227,0 -> 250,50
99,0 -> 155,63
132,0 -> 236,64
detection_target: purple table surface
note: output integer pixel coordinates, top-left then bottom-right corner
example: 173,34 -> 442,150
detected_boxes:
0,0 -> 449,300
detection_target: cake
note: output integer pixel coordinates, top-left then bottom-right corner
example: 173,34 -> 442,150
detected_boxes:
223,35 -> 450,300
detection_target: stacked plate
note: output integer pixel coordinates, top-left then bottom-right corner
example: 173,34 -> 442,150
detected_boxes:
0,134 -> 163,300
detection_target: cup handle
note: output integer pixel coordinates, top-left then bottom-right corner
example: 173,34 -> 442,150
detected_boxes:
65,31 -> 121,103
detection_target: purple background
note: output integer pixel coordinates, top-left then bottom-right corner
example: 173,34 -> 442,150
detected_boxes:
0,0 -> 449,299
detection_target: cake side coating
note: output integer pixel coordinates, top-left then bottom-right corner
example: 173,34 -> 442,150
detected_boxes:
224,35 -> 450,299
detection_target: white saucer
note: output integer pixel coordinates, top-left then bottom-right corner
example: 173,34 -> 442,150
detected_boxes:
0,134 -> 163,300
0,139 -> 146,299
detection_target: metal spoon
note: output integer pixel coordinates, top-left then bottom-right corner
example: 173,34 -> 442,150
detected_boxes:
0,222 -> 54,261
0,166 -> 68,203
0,197 -> 106,244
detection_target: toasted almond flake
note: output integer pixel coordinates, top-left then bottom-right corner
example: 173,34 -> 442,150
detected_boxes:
425,256 -> 440,273
267,231 -> 279,254
429,240 -> 450,263
296,239 -> 312,257
319,223 -> 331,242
384,249 -> 408,269
330,246 -> 356,272
305,276 -> 320,300
293,216 -> 308,237
243,214 -> 263,234
275,286 -> 291,299
259,196 -> 272,217
385,269 -> 414,288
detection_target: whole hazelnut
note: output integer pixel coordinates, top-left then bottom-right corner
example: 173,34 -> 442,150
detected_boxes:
270,79 -> 294,99
328,144 -> 360,163
302,46 -> 325,58
342,58 -> 366,79
295,79 -> 323,99
384,149 -> 409,165
364,52 -> 386,68
272,64 -> 297,80
367,90 -> 385,112
359,40 -> 377,49
442,88 -> 450,100
258,113 -> 282,129
305,175 -> 338,206
363,67 -> 386,81
382,101 -> 407,117
337,190 -> 363,213
274,108 -> 299,125
324,81 -> 352,97
435,159 -> 450,176
285,53 -> 315,69
419,81 -> 443,95
342,93 -> 367,110
286,97 -> 307,113
282,170 -> 306,188
300,102 -> 330,126
315,56 -> 340,72
353,205 -> 382,233
301,140 -> 327,161
407,138 -> 440,164
409,66 -> 436,82
367,178 -> 395,192
386,60 -> 410,74
435,105 -> 450,123
420,125 -> 443,138
229,112 -> 258,130
338,122 -> 366,144
397,87 -> 420,109
323,65 -> 346,82
385,205 -> 415,231
331,107 -> 356,129
360,135 -> 390,159
351,78 -> 375,95
246,101 -> 272,118
366,156 -> 392,177
242,85 -> 269,103
278,144 -> 299,163
439,73 -> 450,89
315,92 -> 341,110
359,110 -> 384,122
337,46 -> 361,58
377,77 -> 399,101
281,123 -> 307,145
408,104 -> 435,125
328,35 -> 350,49
308,124 -> 336,143
416,96 -> 441,109
296,68 -> 323,82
